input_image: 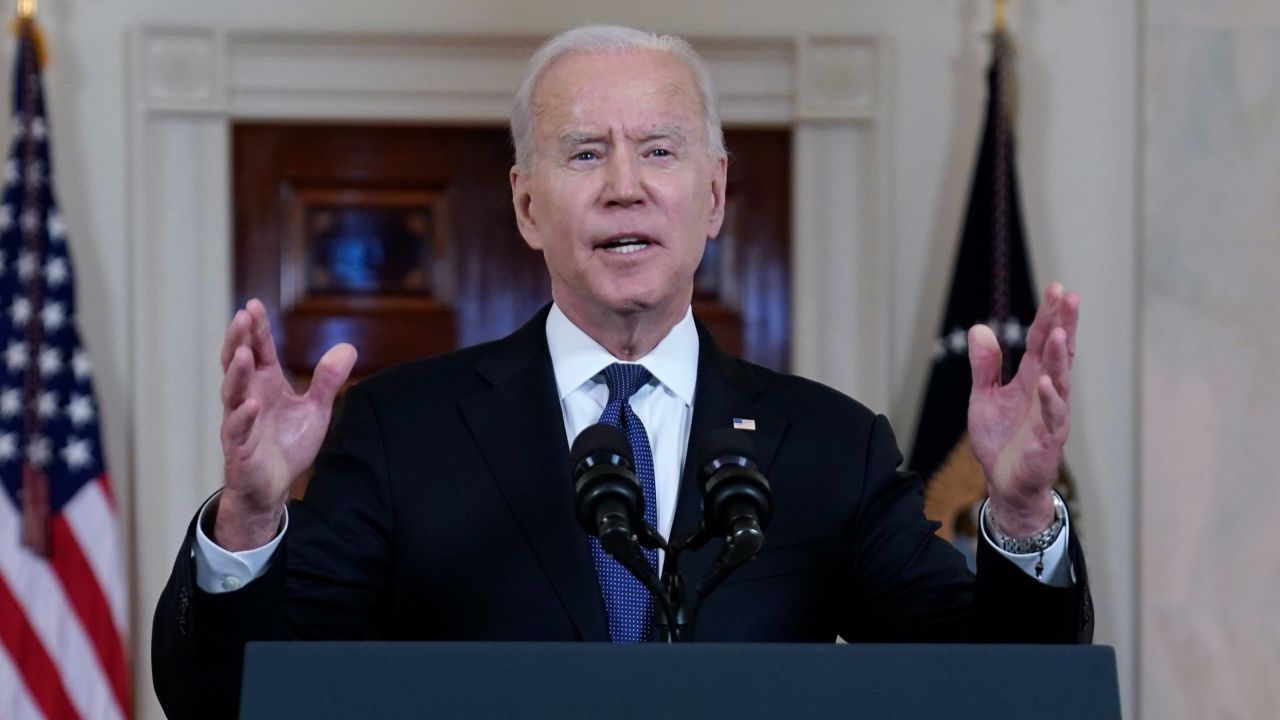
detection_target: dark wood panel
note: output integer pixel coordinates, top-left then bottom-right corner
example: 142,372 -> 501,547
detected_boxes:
233,124 -> 790,383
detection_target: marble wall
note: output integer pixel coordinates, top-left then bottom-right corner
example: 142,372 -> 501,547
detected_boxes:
1141,2 -> 1280,718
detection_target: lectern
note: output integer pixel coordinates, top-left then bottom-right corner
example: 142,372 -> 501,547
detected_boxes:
240,642 -> 1120,719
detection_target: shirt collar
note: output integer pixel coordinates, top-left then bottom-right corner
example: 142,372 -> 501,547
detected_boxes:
545,303 -> 698,407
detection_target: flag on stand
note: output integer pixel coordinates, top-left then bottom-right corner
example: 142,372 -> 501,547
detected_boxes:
0,16 -> 130,720
907,27 -> 1075,565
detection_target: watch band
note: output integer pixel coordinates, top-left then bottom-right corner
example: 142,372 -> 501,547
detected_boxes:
983,491 -> 1066,555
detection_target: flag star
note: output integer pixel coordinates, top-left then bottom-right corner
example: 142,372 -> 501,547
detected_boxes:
37,390 -> 59,419
4,342 -> 29,372
24,161 -> 44,188
0,204 -> 12,231
17,251 -> 38,281
67,393 -> 95,427
26,435 -> 51,468
30,117 -> 47,141
40,302 -> 66,332
20,207 -> 41,234
38,346 -> 62,377
9,297 -> 31,326
44,256 -> 68,287
47,211 -> 66,242
71,349 -> 91,381
61,438 -> 93,472
932,337 -> 947,361
0,432 -> 15,462
1001,321 -> 1025,347
0,387 -> 20,418
946,328 -> 968,354
3,159 -> 17,184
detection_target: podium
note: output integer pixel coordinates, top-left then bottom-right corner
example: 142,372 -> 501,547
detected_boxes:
240,642 -> 1120,719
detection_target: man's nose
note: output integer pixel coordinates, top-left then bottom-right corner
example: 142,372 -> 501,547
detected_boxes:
602,152 -> 644,207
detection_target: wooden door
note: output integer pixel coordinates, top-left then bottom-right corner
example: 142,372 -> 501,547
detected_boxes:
233,124 -> 790,383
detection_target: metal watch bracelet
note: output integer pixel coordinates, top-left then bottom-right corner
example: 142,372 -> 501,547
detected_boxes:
983,491 -> 1067,555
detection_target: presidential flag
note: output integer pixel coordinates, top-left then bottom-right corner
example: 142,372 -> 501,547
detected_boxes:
0,17 -> 130,720
908,27 -> 1076,561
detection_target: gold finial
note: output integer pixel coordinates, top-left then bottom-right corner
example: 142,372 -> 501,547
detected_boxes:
994,0 -> 1008,32
17,0 -> 35,19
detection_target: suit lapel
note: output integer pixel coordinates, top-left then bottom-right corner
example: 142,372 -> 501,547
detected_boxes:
670,322 -> 790,589
458,308 -> 609,641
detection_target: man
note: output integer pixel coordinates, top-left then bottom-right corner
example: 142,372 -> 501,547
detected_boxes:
153,25 -> 1090,717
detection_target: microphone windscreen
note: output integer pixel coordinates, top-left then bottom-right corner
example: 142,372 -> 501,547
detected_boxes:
571,423 -> 633,469
693,428 -> 757,474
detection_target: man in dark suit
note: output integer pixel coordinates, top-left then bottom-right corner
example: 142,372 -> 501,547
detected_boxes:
153,25 -> 1091,718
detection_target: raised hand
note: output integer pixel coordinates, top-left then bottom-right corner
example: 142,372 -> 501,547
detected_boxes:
215,299 -> 357,550
966,282 -> 1078,537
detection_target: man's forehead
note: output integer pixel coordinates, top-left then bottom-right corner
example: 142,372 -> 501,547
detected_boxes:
530,51 -> 703,129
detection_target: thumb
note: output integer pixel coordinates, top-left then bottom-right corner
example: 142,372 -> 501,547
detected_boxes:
967,324 -> 1002,391
308,342 -> 358,406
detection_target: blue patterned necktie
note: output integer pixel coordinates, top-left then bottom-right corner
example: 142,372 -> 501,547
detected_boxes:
590,362 -> 660,643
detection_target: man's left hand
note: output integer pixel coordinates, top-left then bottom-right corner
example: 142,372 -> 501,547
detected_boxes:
966,282 -> 1079,537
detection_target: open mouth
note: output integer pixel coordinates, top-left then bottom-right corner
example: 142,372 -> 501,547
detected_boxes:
598,236 -> 654,255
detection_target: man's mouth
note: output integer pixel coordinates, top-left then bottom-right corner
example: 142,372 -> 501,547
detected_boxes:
597,235 -> 655,255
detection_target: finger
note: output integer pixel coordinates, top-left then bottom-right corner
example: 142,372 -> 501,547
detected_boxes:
245,299 -> 280,369
1037,374 -> 1070,440
221,396 -> 261,454
306,343 -> 358,408
1058,290 -> 1080,361
220,309 -> 250,372
1024,281 -> 1064,360
967,324 -> 1003,391
1042,326 -> 1072,403
221,345 -> 254,408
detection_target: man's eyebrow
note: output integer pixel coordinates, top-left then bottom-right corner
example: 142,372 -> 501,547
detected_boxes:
635,126 -> 688,143
559,131 -> 607,147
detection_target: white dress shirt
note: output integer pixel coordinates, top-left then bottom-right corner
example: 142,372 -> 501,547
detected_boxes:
194,303 -> 1069,593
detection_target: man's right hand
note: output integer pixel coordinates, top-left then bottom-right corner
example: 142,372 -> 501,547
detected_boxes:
215,299 -> 357,551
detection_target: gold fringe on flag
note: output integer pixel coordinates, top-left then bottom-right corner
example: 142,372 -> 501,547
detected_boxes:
12,14 -> 48,71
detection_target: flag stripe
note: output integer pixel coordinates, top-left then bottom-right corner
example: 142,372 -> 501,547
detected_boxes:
0,638 -> 46,720
60,474 -> 127,632
0,494 -> 124,720
50,513 -> 131,715
0,570 -> 79,719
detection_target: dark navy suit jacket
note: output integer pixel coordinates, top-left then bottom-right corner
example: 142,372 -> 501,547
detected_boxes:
152,306 -> 1092,718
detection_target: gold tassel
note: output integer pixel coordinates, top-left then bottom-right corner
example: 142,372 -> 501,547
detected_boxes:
11,16 -> 49,70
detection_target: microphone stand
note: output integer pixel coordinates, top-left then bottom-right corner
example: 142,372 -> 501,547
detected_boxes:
607,521 -> 765,642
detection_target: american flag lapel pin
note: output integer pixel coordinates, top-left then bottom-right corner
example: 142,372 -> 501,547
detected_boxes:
732,418 -> 757,431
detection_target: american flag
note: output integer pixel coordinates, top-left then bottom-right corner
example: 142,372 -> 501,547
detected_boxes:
0,18 -> 130,720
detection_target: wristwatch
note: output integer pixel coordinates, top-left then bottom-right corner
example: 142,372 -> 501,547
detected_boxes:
983,491 -> 1067,555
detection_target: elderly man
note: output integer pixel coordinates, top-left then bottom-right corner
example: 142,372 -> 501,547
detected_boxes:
153,25 -> 1090,717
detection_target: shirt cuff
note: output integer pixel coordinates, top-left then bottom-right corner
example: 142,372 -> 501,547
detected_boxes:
192,490 -> 288,594
979,498 -> 1074,588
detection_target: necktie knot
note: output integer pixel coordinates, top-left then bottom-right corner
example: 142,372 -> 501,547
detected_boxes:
601,362 -> 653,406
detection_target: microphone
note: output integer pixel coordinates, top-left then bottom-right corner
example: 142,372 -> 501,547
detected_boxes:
571,423 -> 642,554
695,428 -> 774,562
571,423 -> 672,630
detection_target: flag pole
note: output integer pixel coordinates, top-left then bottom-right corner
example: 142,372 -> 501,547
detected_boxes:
994,0 -> 1008,33
17,0 -> 36,19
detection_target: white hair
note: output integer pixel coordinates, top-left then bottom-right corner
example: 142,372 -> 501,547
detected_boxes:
510,25 -> 726,172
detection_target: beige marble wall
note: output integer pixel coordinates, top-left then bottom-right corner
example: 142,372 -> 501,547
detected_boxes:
1141,2 -> 1280,718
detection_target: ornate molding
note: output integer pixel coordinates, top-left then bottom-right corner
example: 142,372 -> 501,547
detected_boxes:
796,36 -> 877,121
135,27 -> 225,113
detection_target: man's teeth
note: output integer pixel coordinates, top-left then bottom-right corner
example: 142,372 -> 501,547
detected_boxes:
604,238 -> 649,254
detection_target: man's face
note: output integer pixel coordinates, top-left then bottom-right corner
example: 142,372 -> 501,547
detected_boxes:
511,50 -> 727,321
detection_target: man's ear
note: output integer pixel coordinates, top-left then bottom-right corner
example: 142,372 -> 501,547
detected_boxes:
705,154 -> 728,239
510,165 -> 542,250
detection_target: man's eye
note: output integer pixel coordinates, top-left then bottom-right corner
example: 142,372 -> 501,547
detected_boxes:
649,148 -> 672,158
573,151 -> 598,161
